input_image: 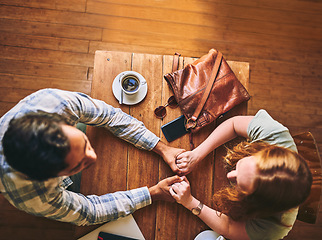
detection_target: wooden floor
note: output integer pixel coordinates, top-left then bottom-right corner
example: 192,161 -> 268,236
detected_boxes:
0,0 -> 321,239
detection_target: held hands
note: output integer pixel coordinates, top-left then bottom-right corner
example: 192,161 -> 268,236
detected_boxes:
153,141 -> 201,176
157,143 -> 186,175
175,150 -> 200,175
149,175 -> 183,202
169,176 -> 194,209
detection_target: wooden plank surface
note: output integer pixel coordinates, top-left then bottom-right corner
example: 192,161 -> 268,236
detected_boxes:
294,132 -> 322,224
0,59 -> 90,80
0,0 -> 321,239
128,53 -> 164,240
0,45 -> 94,67
1,4 -> 321,48
0,194 -> 74,240
154,55 -> 185,240
0,31 -> 90,53
76,51 -> 249,240
0,0 -> 87,11
75,51 -> 133,238
3,0 -> 317,41
0,18 -> 102,41
81,51 -> 132,196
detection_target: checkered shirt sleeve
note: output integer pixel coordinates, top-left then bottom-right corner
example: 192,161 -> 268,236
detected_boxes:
0,89 -> 157,225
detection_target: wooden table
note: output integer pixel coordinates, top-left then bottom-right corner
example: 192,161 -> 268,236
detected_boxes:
76,51 -> 249,240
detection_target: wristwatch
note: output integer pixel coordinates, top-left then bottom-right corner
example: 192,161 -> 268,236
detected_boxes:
191,202 -> 203,215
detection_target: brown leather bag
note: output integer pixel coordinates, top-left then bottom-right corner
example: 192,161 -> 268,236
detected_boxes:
164,49 -> 250,133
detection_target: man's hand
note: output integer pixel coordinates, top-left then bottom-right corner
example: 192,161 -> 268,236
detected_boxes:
152,141 -> 186,175
175,150 -> 200,175
149,175 -> 183,202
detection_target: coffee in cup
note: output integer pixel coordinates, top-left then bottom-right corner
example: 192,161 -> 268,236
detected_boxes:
120,74 -> 141,95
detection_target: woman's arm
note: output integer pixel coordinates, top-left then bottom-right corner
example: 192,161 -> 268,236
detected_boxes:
176,116 -> 254,175
170,177 -> 249,240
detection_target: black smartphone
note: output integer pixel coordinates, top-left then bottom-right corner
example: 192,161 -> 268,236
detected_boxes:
161,115 -> 189,142
98,231 -> 139,240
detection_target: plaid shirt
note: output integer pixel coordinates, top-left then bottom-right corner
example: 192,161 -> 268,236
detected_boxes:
0,89 -> 159,226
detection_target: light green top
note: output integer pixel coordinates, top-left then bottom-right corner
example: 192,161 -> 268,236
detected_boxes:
245,109 -> 298,240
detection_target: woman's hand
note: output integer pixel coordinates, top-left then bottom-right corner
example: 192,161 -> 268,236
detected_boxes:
169,176 -> 195,209
175,150 -> 200,175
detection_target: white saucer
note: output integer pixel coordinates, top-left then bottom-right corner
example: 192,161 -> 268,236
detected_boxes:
112,71 -> 148,105
194,230 -> 221,240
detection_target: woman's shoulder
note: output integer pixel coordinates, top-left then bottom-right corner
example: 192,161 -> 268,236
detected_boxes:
247,109 -> 297,152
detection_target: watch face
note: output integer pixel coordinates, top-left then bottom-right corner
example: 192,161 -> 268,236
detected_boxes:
192,202 -> 203,215
192,207 -> 200,215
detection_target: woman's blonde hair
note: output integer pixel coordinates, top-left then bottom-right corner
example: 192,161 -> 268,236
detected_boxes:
213,141 -> 312,222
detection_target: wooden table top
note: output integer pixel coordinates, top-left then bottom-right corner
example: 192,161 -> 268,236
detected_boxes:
76,51 -> 249,240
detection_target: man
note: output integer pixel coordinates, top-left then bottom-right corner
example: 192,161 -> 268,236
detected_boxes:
0,88 -> 184,226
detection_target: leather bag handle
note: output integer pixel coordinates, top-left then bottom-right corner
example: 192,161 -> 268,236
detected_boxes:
186,52 -> 223,129
172,52 -> 181,72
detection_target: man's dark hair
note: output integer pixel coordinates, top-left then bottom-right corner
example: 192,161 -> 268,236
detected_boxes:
2,111 -> 72,181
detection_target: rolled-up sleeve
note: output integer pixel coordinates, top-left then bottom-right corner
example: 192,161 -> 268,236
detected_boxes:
32,89 -> 160,151
0,88 -> 156,226
60,186 -> 152,226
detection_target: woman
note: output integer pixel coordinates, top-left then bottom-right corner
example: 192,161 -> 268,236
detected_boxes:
170,110 -> 312,240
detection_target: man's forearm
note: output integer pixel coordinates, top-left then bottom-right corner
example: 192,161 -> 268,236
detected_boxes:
151,140 -> 167,156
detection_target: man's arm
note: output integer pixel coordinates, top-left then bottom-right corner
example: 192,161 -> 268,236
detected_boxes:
152,141 -> 185,175
3,181 -> 152,226
3,175 -> 181,226
27,89 -> 186,174
59,90 -> 186,174
57,89 -> 160,151
4,89 -> 158,151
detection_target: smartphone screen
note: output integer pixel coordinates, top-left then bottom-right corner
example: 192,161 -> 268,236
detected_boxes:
161,115 -> 189,142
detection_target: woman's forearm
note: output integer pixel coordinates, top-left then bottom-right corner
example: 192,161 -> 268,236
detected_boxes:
183,197 -> 249,240
193,116 -> 253,160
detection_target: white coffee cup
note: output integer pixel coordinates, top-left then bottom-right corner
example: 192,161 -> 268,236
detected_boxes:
120,73 -> 142,95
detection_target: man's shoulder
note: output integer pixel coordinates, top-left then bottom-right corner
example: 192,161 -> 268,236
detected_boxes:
27,88 -> 70,101
0,88 -> 69,134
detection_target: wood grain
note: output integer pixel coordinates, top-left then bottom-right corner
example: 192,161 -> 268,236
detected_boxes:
0,0 -> 321,239
76,51 -> 250,240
